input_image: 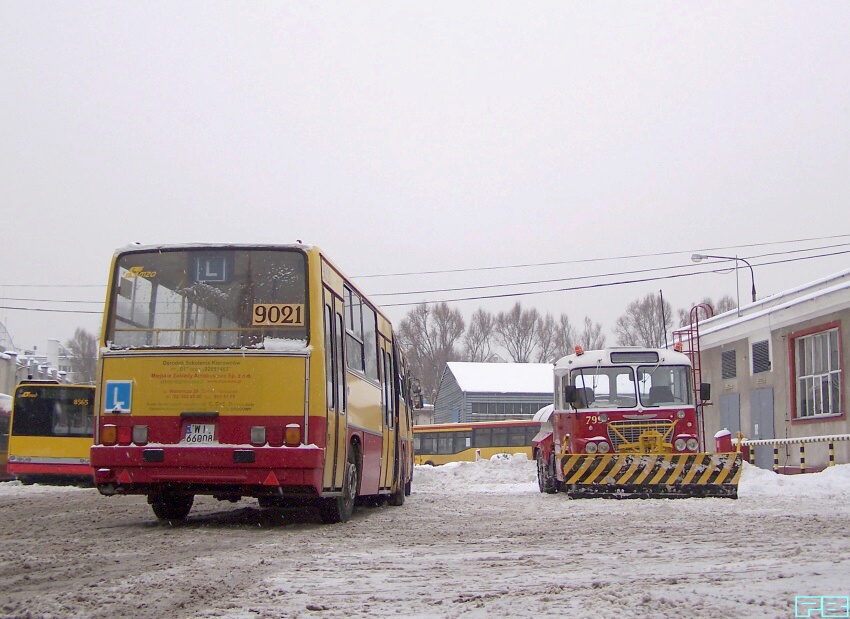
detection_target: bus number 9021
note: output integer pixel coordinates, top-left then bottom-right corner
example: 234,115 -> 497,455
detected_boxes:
252,303 -> 305,326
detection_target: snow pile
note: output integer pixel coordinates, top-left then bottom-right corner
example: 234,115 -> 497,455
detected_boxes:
413,453 -> 537,494
413,456 -> 850,498
738,460 -> 850,498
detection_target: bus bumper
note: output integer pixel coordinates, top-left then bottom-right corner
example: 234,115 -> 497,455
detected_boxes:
90,444 -> 325,497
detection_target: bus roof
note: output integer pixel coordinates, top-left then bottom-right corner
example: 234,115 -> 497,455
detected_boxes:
554,347 -> 692,372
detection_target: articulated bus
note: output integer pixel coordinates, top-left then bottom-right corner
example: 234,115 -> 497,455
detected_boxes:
90,243 -> 415,523
0,393 -> 11,480
413,419 -> 540,466
7,382 -> 95,484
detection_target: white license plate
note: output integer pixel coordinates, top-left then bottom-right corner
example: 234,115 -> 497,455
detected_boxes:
183,423 -> 216,444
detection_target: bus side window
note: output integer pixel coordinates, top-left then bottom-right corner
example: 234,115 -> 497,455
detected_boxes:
324,304 -> 335,409
335,313 -> 346,413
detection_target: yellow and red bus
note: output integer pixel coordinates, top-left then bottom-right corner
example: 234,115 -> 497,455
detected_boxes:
7,382 -> 95,483
91,243 -> 415,522
0,393 -> 12,480
413,419 -> 540,466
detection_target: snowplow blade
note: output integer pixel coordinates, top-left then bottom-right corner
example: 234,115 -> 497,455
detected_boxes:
561,452 -> 742,499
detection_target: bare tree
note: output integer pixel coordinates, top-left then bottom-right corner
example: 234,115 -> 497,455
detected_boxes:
464,308 -> 496,362
397,302 -> 465,403
535,313 -> 557,363
65,328 -> 98,384
495,303 -> 540,362
554,314 -> 578,359
615,293 -> 672,347
677,295 -> 737,326
537,313 -> 580,363
578,316 -> 606,349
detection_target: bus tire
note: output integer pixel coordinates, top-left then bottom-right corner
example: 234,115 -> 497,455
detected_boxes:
149,492 -> 194,521
537,452 -> 557,494
319,451 -> 358,524
387,479 -> 405,507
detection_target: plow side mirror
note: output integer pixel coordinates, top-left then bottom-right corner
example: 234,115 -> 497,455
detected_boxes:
563,385 -> 577,405
700,383 -> 711,402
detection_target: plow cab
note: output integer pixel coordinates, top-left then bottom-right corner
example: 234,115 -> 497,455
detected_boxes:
534,347 -> 742,499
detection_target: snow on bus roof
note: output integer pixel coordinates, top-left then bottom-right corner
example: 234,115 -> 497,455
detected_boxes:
445,362 -> 553,394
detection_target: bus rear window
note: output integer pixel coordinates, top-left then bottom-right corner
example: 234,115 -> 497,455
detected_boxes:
12,387 -> 94,438
107,248 -> 308,349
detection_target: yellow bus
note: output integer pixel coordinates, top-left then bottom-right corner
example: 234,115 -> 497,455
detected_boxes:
7,382 -> 95,483
0,393 -> 11,481
413,419 -> 539,466
91,243 -> 415,522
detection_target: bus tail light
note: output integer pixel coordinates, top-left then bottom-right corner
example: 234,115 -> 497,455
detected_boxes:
117,425 -> 132,446
250,426 -> 267,446
133,425 -> 149,445
285,424 -> 301,447
267,427 -> 284,447
102,424 -> 117,446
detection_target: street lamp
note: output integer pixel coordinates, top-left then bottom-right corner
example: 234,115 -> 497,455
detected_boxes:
691,254 -> 757,314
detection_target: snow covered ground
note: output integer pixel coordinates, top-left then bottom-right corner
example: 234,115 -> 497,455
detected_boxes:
1,457 -> 849,618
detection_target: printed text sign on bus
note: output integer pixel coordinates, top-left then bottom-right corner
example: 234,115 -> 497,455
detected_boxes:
252,304 -> 305,326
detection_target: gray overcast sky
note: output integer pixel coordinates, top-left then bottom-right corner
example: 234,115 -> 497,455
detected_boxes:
1,2 -> 849,352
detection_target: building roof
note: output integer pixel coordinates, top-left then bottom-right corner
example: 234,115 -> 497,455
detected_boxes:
444,362 -> 553,394
686,267 -> 850,347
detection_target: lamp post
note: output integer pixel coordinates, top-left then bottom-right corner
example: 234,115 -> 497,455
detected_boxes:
691,254 -> 757,315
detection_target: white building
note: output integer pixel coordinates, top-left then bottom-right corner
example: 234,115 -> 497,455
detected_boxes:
433,362 -> 554,424
684,267 -> 850,472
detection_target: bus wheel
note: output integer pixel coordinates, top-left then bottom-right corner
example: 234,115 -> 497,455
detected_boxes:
319,451 -> 358,524
537,452 -> 557,494
149,493 -> 194,521
387,479 -> 405,507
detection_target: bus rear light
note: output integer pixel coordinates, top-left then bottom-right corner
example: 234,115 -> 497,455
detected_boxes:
132,425 -> 149,445
102,424 -> 117,446
267,427 -> 284,447
250,426 -> 267,446
285,423 -> 301,447
117,425 -> 132,446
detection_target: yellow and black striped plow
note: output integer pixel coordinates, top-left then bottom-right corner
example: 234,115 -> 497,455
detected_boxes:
561,452 -> 742,499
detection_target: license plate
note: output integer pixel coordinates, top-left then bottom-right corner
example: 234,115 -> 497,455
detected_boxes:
183,423 -> 216,444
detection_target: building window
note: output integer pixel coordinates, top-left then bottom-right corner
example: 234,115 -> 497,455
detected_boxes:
794,327 -> 841,419
752,340 -> 771,374
721,350 -> 736,380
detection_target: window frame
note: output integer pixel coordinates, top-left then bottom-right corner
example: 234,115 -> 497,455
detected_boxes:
789,321 -> 844,423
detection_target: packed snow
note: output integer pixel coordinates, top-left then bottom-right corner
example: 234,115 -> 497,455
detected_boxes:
1,456 -> 849,618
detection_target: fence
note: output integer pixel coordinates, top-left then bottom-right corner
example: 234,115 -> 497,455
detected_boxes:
739,434 -> 850,473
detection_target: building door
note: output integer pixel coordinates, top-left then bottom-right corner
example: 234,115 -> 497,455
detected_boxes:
719,393 -> 741,435
750,388 -> 775,470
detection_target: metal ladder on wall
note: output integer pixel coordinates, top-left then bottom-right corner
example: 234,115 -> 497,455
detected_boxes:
672,303 -> 714,452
